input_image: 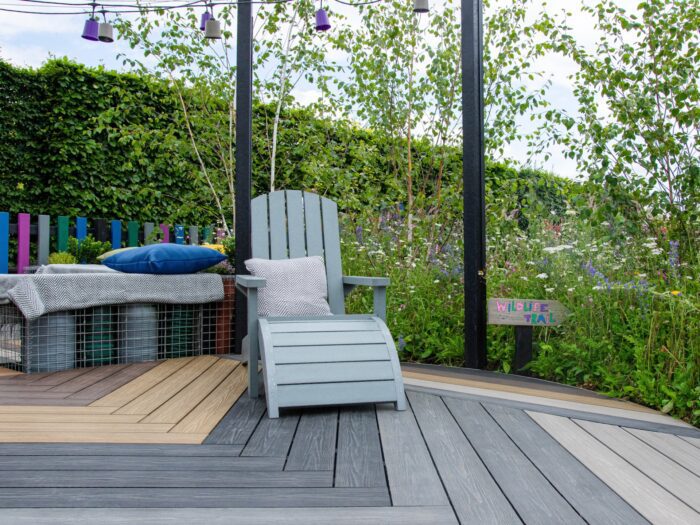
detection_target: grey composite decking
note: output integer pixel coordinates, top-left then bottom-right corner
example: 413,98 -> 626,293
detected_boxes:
1,385 -> 699,524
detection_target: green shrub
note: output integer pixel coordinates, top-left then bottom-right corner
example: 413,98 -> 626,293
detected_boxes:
66,236 -> 112,265
47,252 -> 77,265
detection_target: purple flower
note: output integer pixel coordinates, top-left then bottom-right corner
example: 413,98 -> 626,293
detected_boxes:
669,240 -> 679,271
398,335 -> 406,352
355,225 -> 363,244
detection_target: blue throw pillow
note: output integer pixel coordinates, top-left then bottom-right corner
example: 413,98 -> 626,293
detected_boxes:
102,244 -> 227,274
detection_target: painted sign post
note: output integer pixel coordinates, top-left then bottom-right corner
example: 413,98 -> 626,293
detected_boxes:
488,298 -> 569,373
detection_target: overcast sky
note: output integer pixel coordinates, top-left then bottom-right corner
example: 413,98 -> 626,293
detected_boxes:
0,0 -> 640,179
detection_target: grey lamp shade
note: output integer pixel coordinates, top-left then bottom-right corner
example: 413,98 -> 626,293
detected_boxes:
413,0 -> 429,13
98,22 -> 114,43
205,18 -> 222,39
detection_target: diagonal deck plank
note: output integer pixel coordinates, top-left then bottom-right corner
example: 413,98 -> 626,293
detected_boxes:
48,365 -> 129,395
443,396 -> 584,524
90,358 -> 194,408
625,427 -> 700,474
407,391 -> 520,523
204,393 -> 267,445
375,402 -> 449,507
170,362 -> 248,435
576,419 -> 700,512
67,362 -> 160,401
115,356 -> 218,416
529,411 -> 700,524
484,403 -> 646,525
142,360 -> 239,424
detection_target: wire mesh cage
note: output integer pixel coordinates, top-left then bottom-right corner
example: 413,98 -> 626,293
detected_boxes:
0,275 -> 235,373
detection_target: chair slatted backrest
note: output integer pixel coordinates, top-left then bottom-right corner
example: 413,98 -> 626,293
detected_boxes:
251,190 -> 345,314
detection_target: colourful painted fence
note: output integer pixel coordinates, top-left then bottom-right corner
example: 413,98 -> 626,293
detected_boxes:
0,212 -> 220,274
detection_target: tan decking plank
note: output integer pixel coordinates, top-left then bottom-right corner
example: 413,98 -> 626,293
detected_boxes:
114,356 -> 218,416
0,432 -> 206,444
170,363 -> 247,434
0,405 -> 116,415
402,370 -> 656,413
90,358 -> 194,408
142,360 -> 239,424
67,362 -> 159,401
529,411 -> 699,524
404,376 -> 691,428
0,367 -> 21,377
0,413 -> 144,424
48,364 -> 129,395
0,422 -> 174,433
29,368 -> 96,387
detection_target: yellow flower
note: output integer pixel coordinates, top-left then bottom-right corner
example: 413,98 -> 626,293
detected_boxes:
202,243 -> 225,254
670,290 -> 682,296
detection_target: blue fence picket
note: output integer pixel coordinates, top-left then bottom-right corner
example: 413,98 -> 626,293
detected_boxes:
0,212 -> 8,274
76,217 -> 87,240
111,220 -> 122,249
175,225 -> 185,245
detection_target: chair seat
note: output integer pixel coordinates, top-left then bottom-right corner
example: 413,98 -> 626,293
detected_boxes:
258,315 -> 406,418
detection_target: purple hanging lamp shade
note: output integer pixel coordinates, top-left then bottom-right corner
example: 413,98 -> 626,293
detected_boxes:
315,8 -> 330,31
200,11 -> 212,31
81,18 -> 99,41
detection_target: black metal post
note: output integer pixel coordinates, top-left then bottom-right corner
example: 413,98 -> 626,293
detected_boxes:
513,326 -> 533,374
462,0 -> 487,368
234,0 -> 253,354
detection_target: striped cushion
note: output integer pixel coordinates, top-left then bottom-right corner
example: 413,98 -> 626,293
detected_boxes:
245,256 -> 332,318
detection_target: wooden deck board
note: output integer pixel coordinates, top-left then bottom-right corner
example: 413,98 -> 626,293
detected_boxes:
529,411 -> 700,524
115,356 -> 218,416
375,403 -> 449,507
67,362 -> 159,401
334,406 -> 386,488
241,412 -> 300,457
142,360 -> 239,424
90,358 -> 193,408
0,470 -> 334,488
576,419 -> 700,512
170,363 -> 248,435
625,427 -> 700,475
0,455 -> 286,471
204,393 -> 266,446
285,408 -> 337,472
48,365 -> 129,395
0,506 -> 459,525
484,403 -> 646,525
443,396 -> 584,524
408,391 -> 520,523
0,357 -> 694,523
0,487 -> 392,508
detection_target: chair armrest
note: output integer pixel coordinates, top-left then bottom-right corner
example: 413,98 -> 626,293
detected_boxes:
235,275 -> 266,295
234,274 -> 265,399
342,276 -> 390,287
342,276 -> 389,322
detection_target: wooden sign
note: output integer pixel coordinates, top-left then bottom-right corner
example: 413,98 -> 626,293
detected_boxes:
488,298 -> 569,327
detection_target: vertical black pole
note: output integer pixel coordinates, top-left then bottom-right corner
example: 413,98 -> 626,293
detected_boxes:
513,326 -> 533,374
234,0 -> 253,354
462,0 -> 487,368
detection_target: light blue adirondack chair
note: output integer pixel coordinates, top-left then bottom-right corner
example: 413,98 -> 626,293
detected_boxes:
236,190 -> 406,418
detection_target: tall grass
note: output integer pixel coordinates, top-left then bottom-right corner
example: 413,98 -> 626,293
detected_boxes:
341,208 -> 700,425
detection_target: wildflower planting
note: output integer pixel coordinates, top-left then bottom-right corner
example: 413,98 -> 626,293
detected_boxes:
342,193 -> 699,425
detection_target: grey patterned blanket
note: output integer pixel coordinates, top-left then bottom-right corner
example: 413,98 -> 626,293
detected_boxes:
0,273 -> 225,321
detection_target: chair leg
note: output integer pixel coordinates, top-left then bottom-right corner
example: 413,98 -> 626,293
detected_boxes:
267,404 -> 279,419
395,393 -> 407,411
